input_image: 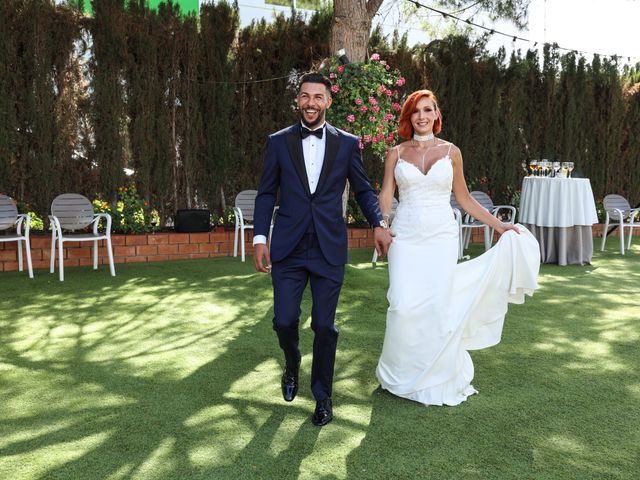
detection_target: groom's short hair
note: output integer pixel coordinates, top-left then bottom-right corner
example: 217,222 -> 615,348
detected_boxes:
299,72 -> 332,95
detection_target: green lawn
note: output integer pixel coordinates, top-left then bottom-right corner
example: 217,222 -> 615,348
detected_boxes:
0,243 -> 639,479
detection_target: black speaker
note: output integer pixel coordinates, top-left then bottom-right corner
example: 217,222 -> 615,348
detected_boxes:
175,209 -> 212,233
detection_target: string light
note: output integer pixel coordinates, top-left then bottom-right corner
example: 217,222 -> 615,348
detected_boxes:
405,0 -> 640,62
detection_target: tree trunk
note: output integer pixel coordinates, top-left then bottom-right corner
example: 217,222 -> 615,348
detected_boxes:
330,0 -> 384,63
330,0 -> 383,217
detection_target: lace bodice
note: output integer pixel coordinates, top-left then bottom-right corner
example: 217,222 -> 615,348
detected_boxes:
394,156 -> 453,209
391,143 -> 455,235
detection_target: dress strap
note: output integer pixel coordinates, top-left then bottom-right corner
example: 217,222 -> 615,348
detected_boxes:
447,142 -> 453,156
396,145 -> 401,162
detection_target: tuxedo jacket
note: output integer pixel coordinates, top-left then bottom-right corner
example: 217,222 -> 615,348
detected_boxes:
254,122 -> 382,266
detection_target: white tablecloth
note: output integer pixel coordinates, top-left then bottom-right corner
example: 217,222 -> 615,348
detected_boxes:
519,177 -> 598,265
519,177 -> 598,227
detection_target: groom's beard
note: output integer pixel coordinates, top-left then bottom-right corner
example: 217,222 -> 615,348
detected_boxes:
300,112 -> 325,129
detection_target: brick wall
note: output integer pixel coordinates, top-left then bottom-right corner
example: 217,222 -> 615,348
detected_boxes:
0,224 -> 625,273
0,227 -> 378,272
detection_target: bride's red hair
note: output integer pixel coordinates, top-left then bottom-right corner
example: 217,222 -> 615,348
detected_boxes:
397,90 -> 442,140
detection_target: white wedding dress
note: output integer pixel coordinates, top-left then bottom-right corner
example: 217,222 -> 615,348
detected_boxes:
376,146 -> 540,406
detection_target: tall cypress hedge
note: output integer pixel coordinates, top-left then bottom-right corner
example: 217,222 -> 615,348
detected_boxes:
1,2 -> 638,223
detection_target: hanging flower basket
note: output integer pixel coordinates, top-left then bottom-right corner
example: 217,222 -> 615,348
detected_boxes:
320,53 -> 406,160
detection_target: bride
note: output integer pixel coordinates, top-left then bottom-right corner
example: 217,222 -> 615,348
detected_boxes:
376,90 -> 540,406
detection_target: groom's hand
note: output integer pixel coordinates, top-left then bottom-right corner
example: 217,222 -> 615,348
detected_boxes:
253,244 -> 272,273
373,227 -> 393,258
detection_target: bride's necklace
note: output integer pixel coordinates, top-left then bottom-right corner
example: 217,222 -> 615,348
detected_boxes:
411,134 -> 438,172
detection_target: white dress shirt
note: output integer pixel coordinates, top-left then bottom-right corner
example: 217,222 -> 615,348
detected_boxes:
254,122 -> 326,245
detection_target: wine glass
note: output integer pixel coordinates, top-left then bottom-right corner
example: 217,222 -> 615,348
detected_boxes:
538,159 -> 545,177
528,160 -> 538,176
567,162 -> 574,178
553,161 -> 561,177
561,162 -> 568,177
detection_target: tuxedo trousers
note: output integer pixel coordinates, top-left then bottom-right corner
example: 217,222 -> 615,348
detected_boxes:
271,233 -> 345,401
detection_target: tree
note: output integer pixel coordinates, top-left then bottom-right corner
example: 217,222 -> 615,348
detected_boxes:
330,0 -> 531,63
330,0 -> 385,63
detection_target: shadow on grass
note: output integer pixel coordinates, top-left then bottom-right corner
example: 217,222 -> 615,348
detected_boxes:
0,259 -> 329,478
0,244 -> 638,478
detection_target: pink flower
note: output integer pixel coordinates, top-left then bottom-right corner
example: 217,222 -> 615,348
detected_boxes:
392,102 -> 401,111
331,84 -> 340,93
346,114 -> 355,123
393,89 -> 399,96
338,65 -> 345,73
386,133 -> 395,143
329,72 -> 337,79
396,77 -> 406,86
359,140 -> 364,150
371,53 -> 380,61
385,89 -> 392,96
369,116 -> 376,122
385,64 -> 391,71
360,106 -> 368,113
372,105 -> 380,113
355,98 -> 363,105
379,84 -> 386,93
364,134 -> 372,143
380,60 -> 387,66
368,96 -> 377,105
384,113 -> 395,121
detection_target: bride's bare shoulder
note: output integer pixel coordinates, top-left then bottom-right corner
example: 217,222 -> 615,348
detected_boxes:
386,141 -> 411,160
437,139 -> 461,157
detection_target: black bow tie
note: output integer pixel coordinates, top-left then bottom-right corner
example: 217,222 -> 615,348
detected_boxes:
300,126 -> 324,139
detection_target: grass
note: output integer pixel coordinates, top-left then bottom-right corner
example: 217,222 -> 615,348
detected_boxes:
0,242 -> 639,479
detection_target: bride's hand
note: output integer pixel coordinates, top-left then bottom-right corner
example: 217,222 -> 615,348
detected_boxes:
496,222 -> 520,235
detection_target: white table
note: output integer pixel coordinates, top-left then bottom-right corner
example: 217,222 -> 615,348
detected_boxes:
520,177 -> 599,265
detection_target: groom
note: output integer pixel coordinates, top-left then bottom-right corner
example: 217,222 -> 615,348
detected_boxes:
253,72 -> 392,426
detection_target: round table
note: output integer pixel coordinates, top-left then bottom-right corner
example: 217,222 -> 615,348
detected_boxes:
519,176 -> 598,265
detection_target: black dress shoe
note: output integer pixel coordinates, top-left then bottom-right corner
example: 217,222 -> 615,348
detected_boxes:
281,363 -> 299,402
311,398 -> 333,426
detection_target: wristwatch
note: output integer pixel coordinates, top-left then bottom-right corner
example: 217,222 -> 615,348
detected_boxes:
377,219 -> 389,229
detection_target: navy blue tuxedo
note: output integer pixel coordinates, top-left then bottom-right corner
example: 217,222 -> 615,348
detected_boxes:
254,122 -> 382,401
254,123 -> 382,265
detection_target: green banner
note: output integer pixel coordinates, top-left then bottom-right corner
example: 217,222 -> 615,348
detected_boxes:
72,1 -> 199,15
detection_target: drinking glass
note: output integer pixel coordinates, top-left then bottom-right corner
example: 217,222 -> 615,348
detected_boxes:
529,160 -> 538,176
568,162 -> 574,178
553,161 -> 561,177
561,162 -> 568,177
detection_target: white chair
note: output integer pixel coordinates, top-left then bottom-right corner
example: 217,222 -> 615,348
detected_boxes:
49,193 -> 115,281
451,206 -> 465,260
233,190 -> 277,262
450,194 -> 476,253
600,194 -> 639,255
372,197 -> 399,265
462,191 -> 517,251
0,194 -> 33,278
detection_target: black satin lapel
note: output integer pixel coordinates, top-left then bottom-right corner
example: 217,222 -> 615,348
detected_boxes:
315,126 -> 339,195
286,129 -> 311,197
